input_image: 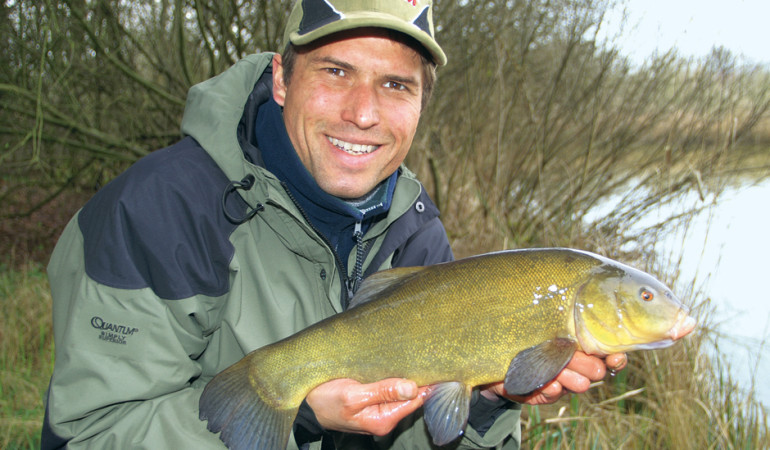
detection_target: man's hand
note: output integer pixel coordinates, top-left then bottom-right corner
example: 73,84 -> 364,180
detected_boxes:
482,352 -> 628,405
305,352 -> 627,435
306,378 -> 430,435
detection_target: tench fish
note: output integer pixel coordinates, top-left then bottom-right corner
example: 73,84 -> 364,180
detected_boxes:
199,248 -> 696,449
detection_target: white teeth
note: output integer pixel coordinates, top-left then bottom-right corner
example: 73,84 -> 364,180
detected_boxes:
328,136 -> 378,155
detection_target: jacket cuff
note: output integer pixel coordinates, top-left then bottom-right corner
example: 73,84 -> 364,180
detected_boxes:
467,390 -> 517,436
293,400 -> 324,447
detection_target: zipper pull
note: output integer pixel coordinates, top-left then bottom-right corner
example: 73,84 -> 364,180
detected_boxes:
353,221 -> 363,239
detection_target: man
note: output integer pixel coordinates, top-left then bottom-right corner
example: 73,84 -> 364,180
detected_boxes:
42,0 -> 625,448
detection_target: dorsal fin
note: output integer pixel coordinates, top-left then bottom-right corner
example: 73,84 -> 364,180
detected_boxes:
348,266 -> 426,309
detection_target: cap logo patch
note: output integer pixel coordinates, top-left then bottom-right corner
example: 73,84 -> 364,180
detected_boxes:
298,0 -> 342,36
413,6 -> 431,36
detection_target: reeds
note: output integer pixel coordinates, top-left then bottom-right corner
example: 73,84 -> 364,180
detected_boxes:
520,299 -> 769,449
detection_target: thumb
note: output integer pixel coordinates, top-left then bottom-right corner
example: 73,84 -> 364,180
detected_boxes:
357,378 -> 418,405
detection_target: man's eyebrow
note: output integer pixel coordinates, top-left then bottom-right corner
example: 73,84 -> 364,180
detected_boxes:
312,55 -> 420,87
312,55 -> 355,72
386,73 -> 420,87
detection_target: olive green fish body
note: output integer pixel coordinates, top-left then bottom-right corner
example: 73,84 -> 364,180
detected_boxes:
199,249 -> 695,449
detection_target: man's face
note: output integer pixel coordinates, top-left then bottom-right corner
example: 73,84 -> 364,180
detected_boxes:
272,29 -> 424,199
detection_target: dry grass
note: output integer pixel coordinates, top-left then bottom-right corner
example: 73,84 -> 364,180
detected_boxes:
0,262 -> 53,449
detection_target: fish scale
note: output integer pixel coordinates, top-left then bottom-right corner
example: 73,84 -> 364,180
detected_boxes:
200,248 -> 696,450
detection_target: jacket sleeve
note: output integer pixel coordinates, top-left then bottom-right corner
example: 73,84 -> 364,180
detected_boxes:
382,186 -> 455,271
42,216 -> 227,449
391,215 -> 455,267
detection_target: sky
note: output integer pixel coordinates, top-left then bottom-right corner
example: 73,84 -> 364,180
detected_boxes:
602,0 -> 770,65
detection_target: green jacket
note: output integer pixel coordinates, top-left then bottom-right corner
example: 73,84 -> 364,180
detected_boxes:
42,52 -> 521,449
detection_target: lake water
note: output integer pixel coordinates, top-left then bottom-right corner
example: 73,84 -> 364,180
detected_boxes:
590,177 -> 770,407
669,178 -> 770,408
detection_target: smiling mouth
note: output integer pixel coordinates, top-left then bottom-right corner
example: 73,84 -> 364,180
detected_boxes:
327,136 -> 378,155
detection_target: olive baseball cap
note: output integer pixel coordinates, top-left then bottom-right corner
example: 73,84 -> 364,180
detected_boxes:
283,0 -> 447,66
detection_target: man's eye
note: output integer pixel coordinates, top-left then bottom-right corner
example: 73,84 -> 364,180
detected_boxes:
384,81 -> 406,91
326,68 -> 345,77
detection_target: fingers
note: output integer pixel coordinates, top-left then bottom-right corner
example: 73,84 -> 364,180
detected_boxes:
306,378 -> 425,436
492,379 -> 565,406
491,352 -> 630,406
520,380 -> 563,405
556,352 -> 628,394
349,378 -> 419,404
555,352 -> 604,396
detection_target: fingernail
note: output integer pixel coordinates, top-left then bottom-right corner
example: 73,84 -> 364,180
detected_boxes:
419,385 -> 434,399
611,355 -> 627,370
397,382 -> 416,399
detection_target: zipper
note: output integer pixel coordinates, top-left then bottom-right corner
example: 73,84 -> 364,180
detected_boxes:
347,200 -> 383,302
349,221 -> 365,299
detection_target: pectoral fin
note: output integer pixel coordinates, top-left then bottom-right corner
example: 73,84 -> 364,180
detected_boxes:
423,381 -> 473,446
504,337 -> 577,396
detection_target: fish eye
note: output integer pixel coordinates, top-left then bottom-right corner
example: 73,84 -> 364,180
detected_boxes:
639,288 -> 654,302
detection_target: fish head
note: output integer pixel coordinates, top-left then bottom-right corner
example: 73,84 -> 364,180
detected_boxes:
574,259 -> 696,356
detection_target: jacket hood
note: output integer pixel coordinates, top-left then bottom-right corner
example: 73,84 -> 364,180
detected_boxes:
180,53 -> 275,188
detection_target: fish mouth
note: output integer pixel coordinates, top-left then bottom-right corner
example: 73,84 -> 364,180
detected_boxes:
668,309 -> 697,341
327,136 -> 379,155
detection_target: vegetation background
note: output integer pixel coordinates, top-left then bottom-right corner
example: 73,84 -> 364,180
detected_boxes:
1,0 -> 768,448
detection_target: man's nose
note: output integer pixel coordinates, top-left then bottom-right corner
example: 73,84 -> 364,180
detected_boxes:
341,83 -> 381,129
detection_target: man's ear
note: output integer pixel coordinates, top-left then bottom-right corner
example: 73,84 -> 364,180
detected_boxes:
272,53 -> 287,107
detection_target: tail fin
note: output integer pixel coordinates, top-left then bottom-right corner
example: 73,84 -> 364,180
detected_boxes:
199,358 -> 298,450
